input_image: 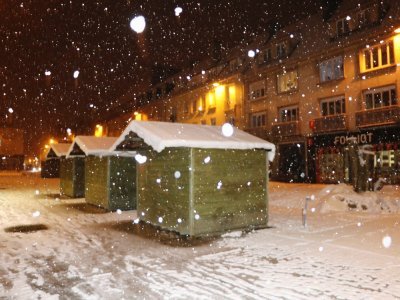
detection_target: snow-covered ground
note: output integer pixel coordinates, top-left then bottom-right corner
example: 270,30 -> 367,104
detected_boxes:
1,172 -> 400,299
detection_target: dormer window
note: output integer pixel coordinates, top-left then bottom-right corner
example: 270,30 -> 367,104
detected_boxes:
357,10 -> 368,28
336,17 -> 350,36
276,42 -> 287,58
258,48 -> 272,64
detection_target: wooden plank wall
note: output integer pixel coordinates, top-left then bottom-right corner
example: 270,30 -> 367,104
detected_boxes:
137,148 -> 191,234
109,156 -> 137,211
85,156 -> 109,208
191,148 -> 268,236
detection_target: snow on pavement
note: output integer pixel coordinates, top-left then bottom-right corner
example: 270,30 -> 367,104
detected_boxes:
0,172 -> 400,299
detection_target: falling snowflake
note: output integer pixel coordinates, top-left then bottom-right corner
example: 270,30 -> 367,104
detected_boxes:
174,6 -> 183,16
130,15 -> 146,33
221,123 -> 234,137
247,50 -> 255,58
382,236 -> 392,248
135,154 -> 147,164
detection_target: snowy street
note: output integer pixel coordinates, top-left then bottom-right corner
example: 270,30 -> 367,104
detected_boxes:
1,172 -> 400,299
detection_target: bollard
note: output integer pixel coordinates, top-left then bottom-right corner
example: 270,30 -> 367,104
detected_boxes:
302,195 -> 315,227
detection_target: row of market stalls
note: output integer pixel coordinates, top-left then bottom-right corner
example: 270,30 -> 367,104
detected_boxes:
42,121 -> 275,237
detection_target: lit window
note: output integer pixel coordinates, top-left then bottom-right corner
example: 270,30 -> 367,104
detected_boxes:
277,70 -> 298,93
364,85 -> 397,110
361,40 -> 394,72
250,111 -> 267,128
319,56 -> 344,82
279,105 -> 299,122
321,96 -> 346,116
249,80 -> 266,100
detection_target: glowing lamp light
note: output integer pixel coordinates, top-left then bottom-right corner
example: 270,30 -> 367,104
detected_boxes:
73,70 -> 80,79
44,70 -> 51,76
130,15 -> 146,33
212,82 -> 220,87
395,27 -> 400,34
8,108 -> 13,113
94,124 -> 103,137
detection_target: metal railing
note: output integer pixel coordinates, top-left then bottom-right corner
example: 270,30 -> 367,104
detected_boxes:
313,114 -> 348,133
356,105 -> 400,127
271,121 -> 300,137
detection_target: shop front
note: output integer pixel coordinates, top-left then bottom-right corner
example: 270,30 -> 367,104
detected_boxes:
311,126 -> 400,185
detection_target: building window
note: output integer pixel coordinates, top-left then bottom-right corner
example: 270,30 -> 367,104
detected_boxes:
258,48 -> 272,64
249,80 -> 266,100
277,70 -> 298,93
336,18 -> 350,36
319,56 -> 344,82
362,40 -> 395,72
321,96 -> 345,116
276,42 -> 287,58
192,100 -> 197,114
156,87 -> 162,99
198,97 -> 206,112
229,58 -> 242,71
364,85 -> 397,110
250,111 -> 267,128
279,105 -> 299,122
183,101 -> 189,115
357,10 -> 368,28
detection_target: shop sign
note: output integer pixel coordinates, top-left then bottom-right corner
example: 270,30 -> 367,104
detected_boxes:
334,133 -> 373,145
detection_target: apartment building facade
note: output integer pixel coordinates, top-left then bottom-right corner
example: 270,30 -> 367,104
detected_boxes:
103,0 -> 400,184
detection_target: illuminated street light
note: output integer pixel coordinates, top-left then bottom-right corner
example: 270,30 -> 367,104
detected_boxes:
94,124 -> 103,137
73,70 -> 80,79
130,15 -> 146,33
44,70 -> 51,76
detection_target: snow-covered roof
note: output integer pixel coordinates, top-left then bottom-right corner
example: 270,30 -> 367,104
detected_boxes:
112,121 -> 276,161
67,136 -> 118,157
48,143 -> 71,158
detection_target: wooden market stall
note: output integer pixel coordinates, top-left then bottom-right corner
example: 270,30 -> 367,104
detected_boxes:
111,121 -> 276,236
41,143 -> 71,178
66,136 -> 136,210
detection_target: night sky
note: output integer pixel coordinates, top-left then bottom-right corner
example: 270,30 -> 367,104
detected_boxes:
0,0 -> 323,156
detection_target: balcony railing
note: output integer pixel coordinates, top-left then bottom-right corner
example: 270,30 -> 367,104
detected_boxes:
271,121 -> 300,137
313,114 -> 348,133
356,106 -> 400,128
